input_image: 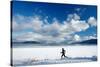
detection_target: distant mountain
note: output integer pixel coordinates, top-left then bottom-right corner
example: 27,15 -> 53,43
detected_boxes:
12,41 -> 40,44
72,39 -> 97,45
12,39 -> 97,46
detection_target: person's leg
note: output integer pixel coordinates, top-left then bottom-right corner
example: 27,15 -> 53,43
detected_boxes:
64,54 -> 68,58
61,54 -> 64,59
61,54 -> 63,59
64,54 -> 66,57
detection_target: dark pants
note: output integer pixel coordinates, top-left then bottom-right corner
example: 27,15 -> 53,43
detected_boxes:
61,53 -> 66,58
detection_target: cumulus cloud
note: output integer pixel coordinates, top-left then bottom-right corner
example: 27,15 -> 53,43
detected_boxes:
63,13 -> 89,34
12,15 -> 31,32
12,13 -> 96,43
41,18 -> 62,37
71,19 -> 89,32
14,31 -> 66,43
72,34 -> 97,42
44,18 -> 60,31
12,21 -> 33,32
74,35 -> 97,42
60,20 -> 89,36
83,36 -> 97,40
60,21 -> 75,35
73,13 -> 80,20
74,34 -> 81,41
66,14 -> 73,22
15,32 -> 44,41
12,21 -> 18,31
67,13 -> 80,21
88,17 -> 97,26
31,16 -> 43,31
13,13 -> 89,34
12,15 -> 44,32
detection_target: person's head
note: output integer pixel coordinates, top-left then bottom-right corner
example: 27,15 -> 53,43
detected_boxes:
62,48 -> 64,50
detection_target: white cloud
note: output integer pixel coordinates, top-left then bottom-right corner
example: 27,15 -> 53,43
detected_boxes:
60,21 -> 75,35
73,13 -> 80,20
31,16 -> 43,31
44,16 -> 49,24
12,13 -> 95,43
14,31 -> 66,43
63,13 -> 89,34
67,13 -> 80,21
66,14 -> 73,22
13,14 -> 89,35
71,19 -> 89,32
88,17 -> 97,26
12,21 -> 18,31
60,19 -> 89,35
43,18 -> 61,32
12,15 -> 32,32
41,18 -> 62,37
12,20 -> 33,32
83,36 -> 97,40
89,36 -> 97,39
15,32 -> 34,41
15,32 -> 44,41
74,34 -> 81,41
12,15 -> 44,32
75,35 -> 97,42
51,19 -> 61,30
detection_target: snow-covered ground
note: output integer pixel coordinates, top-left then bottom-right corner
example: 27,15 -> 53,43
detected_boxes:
12,45 -> 97,66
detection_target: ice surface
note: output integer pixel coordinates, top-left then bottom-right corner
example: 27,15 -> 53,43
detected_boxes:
12,45 -> 97,66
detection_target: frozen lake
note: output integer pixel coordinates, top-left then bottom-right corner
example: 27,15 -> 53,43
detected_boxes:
12,44 -> 97,66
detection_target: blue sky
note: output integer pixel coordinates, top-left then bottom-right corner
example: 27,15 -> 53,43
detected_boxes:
11,1 -> 97,43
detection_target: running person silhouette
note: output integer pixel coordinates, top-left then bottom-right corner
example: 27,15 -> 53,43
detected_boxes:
61,48 -> 67,59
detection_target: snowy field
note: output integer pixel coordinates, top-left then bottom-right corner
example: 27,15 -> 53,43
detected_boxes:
12,45 -> 97,66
